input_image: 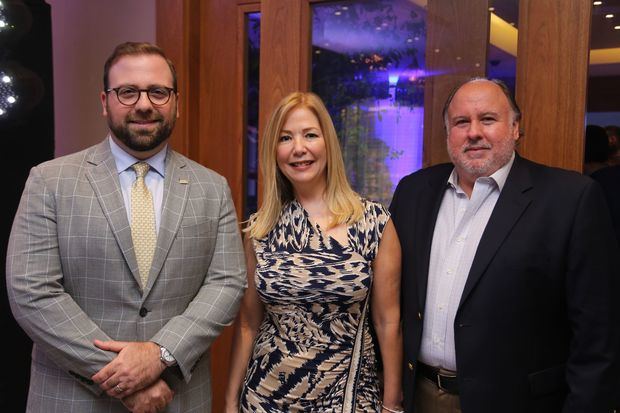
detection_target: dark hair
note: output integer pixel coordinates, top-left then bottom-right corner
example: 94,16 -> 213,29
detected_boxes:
103,42 -> 177,91
585,124 -> 611,163
442,77 -> 523,138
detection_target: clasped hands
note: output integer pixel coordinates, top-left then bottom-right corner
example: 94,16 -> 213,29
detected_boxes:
92,340 -> 174,413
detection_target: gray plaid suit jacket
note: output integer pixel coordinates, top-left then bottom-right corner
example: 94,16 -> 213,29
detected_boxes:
6,139 -> 246,412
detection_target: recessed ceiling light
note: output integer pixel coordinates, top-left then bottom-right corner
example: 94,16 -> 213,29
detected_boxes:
614,25 -> 620,29
593,1 -> 603,5
488,7 -> 495,11
606,14 -> 614,18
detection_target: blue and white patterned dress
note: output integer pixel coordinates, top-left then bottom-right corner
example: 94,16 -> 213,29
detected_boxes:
239,199 -> 389,412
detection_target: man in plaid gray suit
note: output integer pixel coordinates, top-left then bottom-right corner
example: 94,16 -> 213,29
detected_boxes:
6,42 -> 246,412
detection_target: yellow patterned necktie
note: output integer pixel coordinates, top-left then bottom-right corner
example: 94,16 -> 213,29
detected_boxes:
131,162 -> 156,288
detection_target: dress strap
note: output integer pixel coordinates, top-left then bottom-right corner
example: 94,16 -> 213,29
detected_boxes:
342,284 -> 372,412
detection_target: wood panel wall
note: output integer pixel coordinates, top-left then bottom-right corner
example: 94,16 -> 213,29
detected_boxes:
198,0 -> 245,210
156,0 -> 186,155
258,0 -> 311,138
516,0 -> 591,171
422,0 -> 489,167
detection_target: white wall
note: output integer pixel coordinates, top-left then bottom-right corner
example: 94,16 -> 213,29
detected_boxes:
48,0 -> 156,157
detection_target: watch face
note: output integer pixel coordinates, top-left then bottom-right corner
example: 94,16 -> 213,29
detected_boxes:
161,347 -> 175,364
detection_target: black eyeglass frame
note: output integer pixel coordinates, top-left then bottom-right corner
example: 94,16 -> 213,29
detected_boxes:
105,86 -> 177,106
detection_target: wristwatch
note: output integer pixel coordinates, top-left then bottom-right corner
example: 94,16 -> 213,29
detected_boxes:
159,345 -> 177,367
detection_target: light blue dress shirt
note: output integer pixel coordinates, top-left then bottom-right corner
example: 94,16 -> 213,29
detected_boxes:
419,152 -> 515,371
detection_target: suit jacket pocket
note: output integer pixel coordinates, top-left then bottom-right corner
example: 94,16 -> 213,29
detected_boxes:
178,217 -> 217,239
528,364 -> 567,397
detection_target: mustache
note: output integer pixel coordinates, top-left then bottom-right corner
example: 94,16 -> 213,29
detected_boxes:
127,113 -> 163,123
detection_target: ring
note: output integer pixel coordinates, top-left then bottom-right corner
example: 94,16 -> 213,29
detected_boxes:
114,384 -> 124,394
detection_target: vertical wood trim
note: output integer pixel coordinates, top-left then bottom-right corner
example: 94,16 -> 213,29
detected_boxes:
299,1 -> 312,90
257,0 -> 313,205
422,0 -> 489,167
198,4 -> 243,407
258,0 -> 307,139
199,0 -> 244,210
156,0 -> 190,156
516,0 -> 591,171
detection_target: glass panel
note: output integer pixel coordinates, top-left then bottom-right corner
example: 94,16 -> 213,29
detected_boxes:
245,12 -> 260,219
585,0 -> 620,174
311,0 -> 426,207
487,0 -> 518,94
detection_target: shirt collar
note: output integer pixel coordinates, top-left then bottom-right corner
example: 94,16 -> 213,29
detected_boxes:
447,151 -> 516,193
108,135 -> 167,177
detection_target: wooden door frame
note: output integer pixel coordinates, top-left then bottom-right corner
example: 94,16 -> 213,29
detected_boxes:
516,0 -> 591,171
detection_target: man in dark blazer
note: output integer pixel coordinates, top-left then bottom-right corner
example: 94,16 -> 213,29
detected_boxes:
390,78 -> 618,413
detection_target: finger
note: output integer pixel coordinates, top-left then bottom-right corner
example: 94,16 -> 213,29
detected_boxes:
102,377 -> 122,393
94,339 -> 130,352
106,385 -> 126,399
106,377 -> 143,398
92,365 -> 115,384
93,367 -> 123,390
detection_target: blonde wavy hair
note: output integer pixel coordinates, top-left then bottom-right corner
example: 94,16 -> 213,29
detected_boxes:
246,92 -> 363,239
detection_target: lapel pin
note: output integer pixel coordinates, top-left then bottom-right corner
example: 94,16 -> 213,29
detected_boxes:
179,179 -> 189,184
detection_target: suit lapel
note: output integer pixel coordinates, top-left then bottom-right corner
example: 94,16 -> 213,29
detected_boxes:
143,150 -> 189,293
416,167 -> 452,308
458,155 -> 534,308
85,140 -> 141,285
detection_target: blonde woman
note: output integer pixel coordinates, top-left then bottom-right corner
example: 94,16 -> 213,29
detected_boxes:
225,92 -> 403,413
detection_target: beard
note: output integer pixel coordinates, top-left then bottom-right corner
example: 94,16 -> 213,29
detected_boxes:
107,106 -> 176,153
448,135 -> 515,179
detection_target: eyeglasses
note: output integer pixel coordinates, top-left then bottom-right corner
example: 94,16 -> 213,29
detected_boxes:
106,86 -> 176,106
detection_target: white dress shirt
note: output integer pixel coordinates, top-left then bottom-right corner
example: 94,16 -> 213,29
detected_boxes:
108,136 -> 166,233
419,152 -> 515,371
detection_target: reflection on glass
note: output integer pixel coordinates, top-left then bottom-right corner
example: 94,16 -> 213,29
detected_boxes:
586,0 -> 620,169
245,12 -> 260,219
487,0 -> 518,94
311,0 -> 426,206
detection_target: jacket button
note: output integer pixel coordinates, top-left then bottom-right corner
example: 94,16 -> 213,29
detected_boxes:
408,362 -> 414,371
139,307 -> 149,317
417,312 -> 422,320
